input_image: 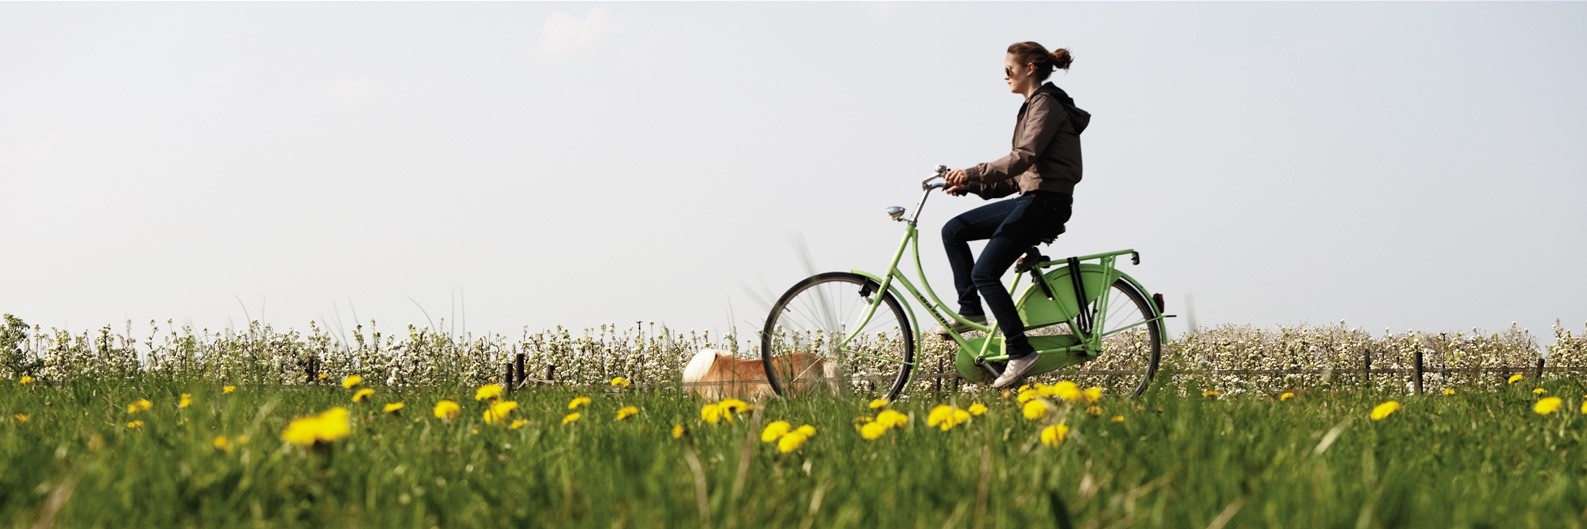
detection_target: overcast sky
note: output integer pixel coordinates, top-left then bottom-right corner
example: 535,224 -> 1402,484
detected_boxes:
3,2 -> 1584,346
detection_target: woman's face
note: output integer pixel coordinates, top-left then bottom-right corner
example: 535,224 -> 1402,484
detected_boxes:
1003,53 -> 1035,94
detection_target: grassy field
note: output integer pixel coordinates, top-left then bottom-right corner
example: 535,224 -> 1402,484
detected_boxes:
4,375 -> 1586,529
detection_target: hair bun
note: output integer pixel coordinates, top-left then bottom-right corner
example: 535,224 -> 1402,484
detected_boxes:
1051,48 -> 1073,70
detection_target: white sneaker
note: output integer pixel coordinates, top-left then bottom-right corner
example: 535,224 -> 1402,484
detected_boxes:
991,355 -> 1040,388
931,315 -> 988,338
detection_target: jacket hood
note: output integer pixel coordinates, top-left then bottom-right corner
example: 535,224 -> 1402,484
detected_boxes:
1039,82 -> 1090,134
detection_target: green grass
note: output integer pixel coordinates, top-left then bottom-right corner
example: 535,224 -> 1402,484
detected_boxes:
3,378 -> 1586,528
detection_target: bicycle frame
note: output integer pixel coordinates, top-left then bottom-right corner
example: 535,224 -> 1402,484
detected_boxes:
834,169 -> 1169,383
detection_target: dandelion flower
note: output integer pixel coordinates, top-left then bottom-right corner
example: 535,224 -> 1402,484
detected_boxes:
615,406 -> 639,421
562,412 -> 581,425
127,420 -> 144,429
1111,415 -> 1125,423
1279,391 -> 1295,401
281,407 -> 351,446
317,372 -> 328,380
777,431 -> 809,454
223,385 -> 236,395
483,401 -> 519,425
433,400 -> 461,420
671,423 -> 686,439
762,420 -> 792,443
509,419 -> 529,430
967,403 -> 988,417
1040,424 -> 1069,447
876,409 -> 910,429
860,420 -> 888,440
1016,389 -> 1039,404
701,403 -> 723,425
1086,405 -> 1102,417
868,398 -> 889,410
352,388 -> 375,403
1443,388 -> 1456,396
126,399 -> 153,414
14,414 -> 28,424
474,384 -> 504,401
1507,373 -> 1523,384
795,424 -> 816,437
383,402 -> 405,414
1051,381 -> 1083,403
1534,397 -> 1563,415
610,376 -> 631,388
1083,386 -> 1104,404
1022,400 -> 1050,421
342,375 -> 363,389
213,436 -> 233,452
1533,387 -> 1548,396
178,394 -> 192,409
1202,390 -> 1221,399
1370,401 -> 1401,421
568,396 -> 592,410
925,404 -> 970,431
718,398 -> 752,414
1580,400 -> 1587,415
18,375 -> 33,385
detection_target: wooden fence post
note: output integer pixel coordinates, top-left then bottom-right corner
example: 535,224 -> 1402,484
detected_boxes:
1536,356 -> 1546,380
504,362 -> 514,390
1413,348 -> 1424,395
514,353 -> 526,385
1363,349 -> 1372,387
546,364 -> 557,385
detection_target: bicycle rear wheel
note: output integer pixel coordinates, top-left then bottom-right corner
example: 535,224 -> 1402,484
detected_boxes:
761,272 -> 915,400
1027,278 -> 1162,397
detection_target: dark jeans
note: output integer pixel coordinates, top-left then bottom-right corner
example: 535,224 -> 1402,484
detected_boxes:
941,191 -> 1073,358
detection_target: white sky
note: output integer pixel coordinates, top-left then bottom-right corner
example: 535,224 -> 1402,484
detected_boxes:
3,2 -> 1585,345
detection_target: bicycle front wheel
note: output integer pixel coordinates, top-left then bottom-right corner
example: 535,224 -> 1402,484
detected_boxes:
761,272 -> 916,400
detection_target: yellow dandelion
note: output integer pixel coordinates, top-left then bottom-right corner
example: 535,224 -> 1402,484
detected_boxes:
1581,400 -> 1587,415
671,423 -> 686,439
213,436 -> 233,452
383,402 -> 405,414
1016,388 -> 1039,404
126,399 -> 153,414
1022,400 -> 1050,420
610,376 -> 631,388
701,403 -> 723,424
1086,405 -> 1102,417
615,406 -> 639,421
1051,381 -> 1083,403
281,407 -> 351,446
1507,373 -> 1523,384
14,414 -> 29,424
860,420 -> 888,440
483,401 -> 519,425
1443,388 -> 1456,396
868,398 -> 890,409
718,398 -> 752,414
1369,400 -> 1401,421
562,412 -> 581,425
316,372 -> 328,380
567,396 -> 592,410
432,400 -> 461,420
1279,391 -> 1295,401
1083,386 -> 1104,404
1202,389 -> 1221,399
341,375 -> 363,389
178,393 -> 192,409
1534,397 -> 1564,415
509,419 -> 529,430
776,431 -> 809,454
18,375 -> 34,385
876,409 -> 910,429
127,420 -> 144,429
222,385 -> 236,395
967,403 -> 988,416
761,420 -> 792,443
1111,415 -> 1125,423
1040,423 -> 1069,447
795,424 -> 816,437
475,384 -> 505,401
352,388 -> 375,403
1533,387 -> 1548,396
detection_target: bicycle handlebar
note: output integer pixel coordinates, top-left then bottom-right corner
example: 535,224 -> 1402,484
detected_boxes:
921,165 -> 949,191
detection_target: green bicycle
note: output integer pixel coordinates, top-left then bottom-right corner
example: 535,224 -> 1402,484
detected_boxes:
760,166 -> 1169,401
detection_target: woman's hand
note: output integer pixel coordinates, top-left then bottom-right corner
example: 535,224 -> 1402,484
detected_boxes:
945,168 -> 970,186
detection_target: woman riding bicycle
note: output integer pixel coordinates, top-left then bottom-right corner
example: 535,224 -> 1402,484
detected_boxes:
941,41 -> 1090,389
